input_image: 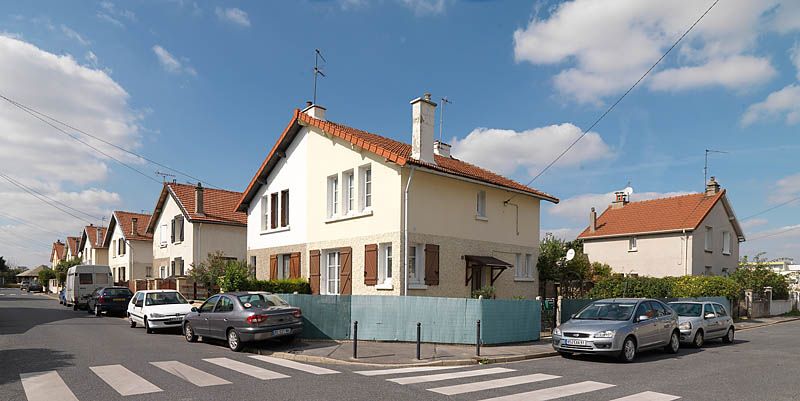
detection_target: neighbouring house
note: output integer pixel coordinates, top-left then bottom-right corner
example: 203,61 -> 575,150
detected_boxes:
78,225 -> 109,266
146,182 -> 247,279
578,177 -> 745,277
16,265 -> 45,284
102,211 -> 154,283
65,236 -> 80,261
236,95 -> 559,299
50,240 -> 65,268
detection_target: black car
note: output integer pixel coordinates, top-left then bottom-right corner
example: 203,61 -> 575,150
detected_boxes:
27,283 -> 44,293
87,286 -> 133,316
20,282 -> 30,291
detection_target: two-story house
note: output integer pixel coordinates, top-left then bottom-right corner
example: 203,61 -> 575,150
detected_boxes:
146,182 -> 247,278
50,240 -> 65,268
579,177 -> 745,277
65,236 -> 80,261
236,95 -> 559,299
102,211 -> 154,283
78,225 -> 108,266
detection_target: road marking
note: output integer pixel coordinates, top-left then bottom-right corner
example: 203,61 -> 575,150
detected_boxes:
609,391 -> 681,401
90,364 -> 162,396
355,366 -> 465,376
20,371 -> 79,401
477,381 -> 615,401
248,355 -> 339,375
388,367 -> 515,385
429,373 -> 561,395
150,361 -> 231,387
204,358 -> 289,380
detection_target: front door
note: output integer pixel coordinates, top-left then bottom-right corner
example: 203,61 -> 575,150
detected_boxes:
195,295 -> 220,336
207,295 -> 234,339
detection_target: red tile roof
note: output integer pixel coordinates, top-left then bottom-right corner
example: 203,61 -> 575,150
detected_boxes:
147,183 -> 247,232
105,211 -> 153,245
578,191 -> 730,239
82,225 -> 108,249
237,110 -> 558,210
66,236 -> 79,255
51,241 -> 65,261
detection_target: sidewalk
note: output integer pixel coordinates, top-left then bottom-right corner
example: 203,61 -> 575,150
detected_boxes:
735,315 -> 800,331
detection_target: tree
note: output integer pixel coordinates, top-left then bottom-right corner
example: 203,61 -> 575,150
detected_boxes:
54,257 -> 81,284
190,251 -> 232,295
538,235 -> 610,283
731,256 -> 789,300
38,268 -> 56,284
0,256 -> 8,272
218,260 -> 251,292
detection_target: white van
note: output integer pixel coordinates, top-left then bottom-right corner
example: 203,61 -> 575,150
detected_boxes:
65,265 -> 113,310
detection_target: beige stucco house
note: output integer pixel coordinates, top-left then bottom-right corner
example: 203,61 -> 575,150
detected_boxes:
146,182 -> 247,279
579,177 -> 745,277
236,95 -> 559,299
78,225 -> 108,266
50,240 -> 65,268
102,211 -> 154,283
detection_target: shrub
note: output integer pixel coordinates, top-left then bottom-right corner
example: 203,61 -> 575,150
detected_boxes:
218,260 -> 251,292
670,275 -> 741,300
471,286 -> 496,299
38,268 -> 56,284
247,278 -> 311,294
730,266 -> 789,300
588,275 -> 741,300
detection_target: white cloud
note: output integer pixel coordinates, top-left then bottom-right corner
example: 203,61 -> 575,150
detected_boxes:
549,190 -> 691,224
741,84 -> 800,126
152,45 -> 197,76
741,218 -> 768,230
791,42 -> 800,81
768,172 -> 800,205
450,123 -> 613,177
215,7 -> 251,27
541,227 -> 583,241
742,224 -> 800,261
60,25 -> 90,46
400,0 -> 448,16
85,51 -> 99,67
513,0 -> 799,103
97,1 -> 136,27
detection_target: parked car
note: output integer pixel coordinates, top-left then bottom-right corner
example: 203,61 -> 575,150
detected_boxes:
668,301 -> 735,347
183,292 -> 303,352
28,283 -> 43,293
87,286 -> 133,317
553,298 -> 680,362
65,265 -> 113,310
59,288 -> 66,305
127,290 -> 194,334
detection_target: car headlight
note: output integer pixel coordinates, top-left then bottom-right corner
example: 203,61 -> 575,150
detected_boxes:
150,313 -> 164,318
679,321 -> 692,330
594,330 -> 615,338
553,328 -> 561,336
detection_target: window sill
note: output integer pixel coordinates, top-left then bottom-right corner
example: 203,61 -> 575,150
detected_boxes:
628,249 -> 637,252
325,210 -> 373,224
159,244 -> 167,249
261,226 -> 291,235
705,249 -> 713,254
722,252 -> 731,256
408,283 -> 427,290
375,282 -> 394,290
514,277 -> 535,282
475,215 -> 488,222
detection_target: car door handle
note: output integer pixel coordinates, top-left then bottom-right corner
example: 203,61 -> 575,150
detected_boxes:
223,318 -> 228,322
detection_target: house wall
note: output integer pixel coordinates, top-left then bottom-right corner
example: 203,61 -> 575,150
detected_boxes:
193,223 -> 247,266
584,233 -> 691,277
152,195 -> 195,268
691,201 -> 740,276
93,248 -> 108,266
109,221 -> 153,282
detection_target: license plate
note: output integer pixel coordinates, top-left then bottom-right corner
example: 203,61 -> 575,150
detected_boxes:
565,339 -> 587,346
113,298 -> 125,302
272,328 -> 292,336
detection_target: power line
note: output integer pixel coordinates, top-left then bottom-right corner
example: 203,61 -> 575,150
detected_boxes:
506,0 -> 720,202
747,225 -> 800,242
0,172 -> 99,224
0,211 -> 67,237
741,196 -> 800,221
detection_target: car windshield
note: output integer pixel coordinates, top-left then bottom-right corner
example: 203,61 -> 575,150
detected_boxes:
670,303 -> 702,317
237,293 -> 289,309
574,302 -> 636,320
104,288 -> 132,297
145,292 -> 187,306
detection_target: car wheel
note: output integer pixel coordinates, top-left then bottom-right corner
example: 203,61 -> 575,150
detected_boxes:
619,336 -> 637,363
129,318 -> 136,328
94,305 -> 102,317
184,322 -> 198,343
227,329 -> 243,352
144,317 -> 153,334
722,327 -> 734,344
558,351 -> 573,359
664,331 -> 680,354
693,330 -> 704,348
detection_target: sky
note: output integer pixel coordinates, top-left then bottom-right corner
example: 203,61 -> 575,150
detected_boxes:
1,0 -> 800,267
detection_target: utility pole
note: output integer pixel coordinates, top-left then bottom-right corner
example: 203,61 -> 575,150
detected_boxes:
704,149 -> 728,186
313,49 -> 326,105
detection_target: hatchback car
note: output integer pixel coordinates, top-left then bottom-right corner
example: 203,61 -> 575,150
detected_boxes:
183,292 -> 303,352
87,286 -> 133,316
27,283 -> 43,293
553,298 -> 680,362
127,290 -> 194,333
668,301 -> 735,347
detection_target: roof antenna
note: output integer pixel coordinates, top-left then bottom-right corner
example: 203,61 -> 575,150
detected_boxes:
155,170 -> 176,183
438,97 -> 453,141
704,149 -> 727,188
313,49 -> 327,105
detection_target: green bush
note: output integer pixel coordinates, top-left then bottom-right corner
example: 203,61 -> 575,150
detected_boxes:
218,260 -> 251,292
471,286 -> 496,299
730,266 -> 789,300
247,278 -> 311,294
38,268 -> 56,284
587,275 -> 741,300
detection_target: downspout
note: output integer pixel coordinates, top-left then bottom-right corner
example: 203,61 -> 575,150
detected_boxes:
683,229 -> 688,276
403,166 -> 416,297
503,201 -> 520,236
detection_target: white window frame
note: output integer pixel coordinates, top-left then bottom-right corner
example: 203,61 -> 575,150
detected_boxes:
327,175 -> 339,218
705,226 -> 713,252
344,170 -> 355,214
476,190 -> 487,219
377,243 -> 393,288
408,244 -> 425,287
360,165 -> 372,211
159,266 -> 167,279
261,194 -> 269,231
159,224 -> 168,247
279,254 -> 291,280
112,240 -> 117,258
722,231 -> 731,255
628,237 -> 637,252
515,253 -> 534,280
324,251 -> 341,295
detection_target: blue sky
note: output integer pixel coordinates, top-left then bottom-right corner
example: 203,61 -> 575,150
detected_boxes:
1,0 -> 799,266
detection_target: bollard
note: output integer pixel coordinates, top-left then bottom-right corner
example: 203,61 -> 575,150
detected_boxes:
416,322 -> 422,360
476,320 -> 481,356
353,321 -> 358,359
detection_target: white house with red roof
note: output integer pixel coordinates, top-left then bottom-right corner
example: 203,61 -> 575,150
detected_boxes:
50,240 -> 65,268
65,236 -> 80,261
78,225 -> 108,266
146,182 -> 247,279
578,177 -> 745,277
102,211 -> 154,283
236,95 -> 559,299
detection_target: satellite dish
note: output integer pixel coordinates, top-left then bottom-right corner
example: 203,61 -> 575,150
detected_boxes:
566,248 -> 576,262
623,186 -> 634,196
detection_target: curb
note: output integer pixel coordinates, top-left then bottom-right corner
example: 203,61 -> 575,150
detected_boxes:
736,317 -> 800,332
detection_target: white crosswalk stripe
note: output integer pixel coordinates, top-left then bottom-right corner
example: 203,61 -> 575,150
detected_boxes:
204,357 -> 289,380
355,365 -> 464,376
150,360 -> 231,387
388,367 -> 515,385
249,355 -> 339,375
90,364 -> 162,396
428,373 -> 561,395
477,380 -> 615,401
20,371 -> 79,401
609,391 -> 681,401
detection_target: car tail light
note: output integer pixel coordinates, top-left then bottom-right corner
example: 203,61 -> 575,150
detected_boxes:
247,314 -> 269,325
98,296 -> 106,304
293,310 -> 302,318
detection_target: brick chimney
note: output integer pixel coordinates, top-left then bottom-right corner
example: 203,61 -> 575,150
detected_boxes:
195,182 -> 205,216
589,207 -> 597,232
302,101 -> 326,120
410,93 -> 436,164
706,176 -> 721,196
131,217 -> 138,236
611,191 -> 629,209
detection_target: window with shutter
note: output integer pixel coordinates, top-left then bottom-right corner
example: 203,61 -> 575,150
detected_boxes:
364,244 -> 378,285
179,216 -> 184,242
261,195 -> 269,230
171,218 -> 175,243
339,247 -> 352,295
269,255 -> 278,279
270,193 -> 278,229
309,250 -> 321,294
424,244 -> 439,286
281,190 -> 289,227
289,252 -> 301,279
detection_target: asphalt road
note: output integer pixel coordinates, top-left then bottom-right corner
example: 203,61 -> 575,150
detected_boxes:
1,288 -> 798,401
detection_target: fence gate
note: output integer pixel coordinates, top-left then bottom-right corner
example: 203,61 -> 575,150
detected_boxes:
540,297 -> 557,337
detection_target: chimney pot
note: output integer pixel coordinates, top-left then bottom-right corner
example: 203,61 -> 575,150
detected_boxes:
410,93 -> 437,164
705,176 -> 721,196
302,103 -> 326,120
590,207 -> 597,232
131,217 -> 138,236
195,182 -> 205,216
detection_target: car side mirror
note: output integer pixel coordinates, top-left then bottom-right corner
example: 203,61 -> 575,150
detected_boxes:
637,315 -> 650,322
570,314 -> 576,319
135,301 -> 143,308
704,313 -> 715,319
191,307 -> 198,312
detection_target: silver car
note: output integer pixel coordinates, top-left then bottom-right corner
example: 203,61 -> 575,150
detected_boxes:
668,301 -> 735,347
553,298 -> 680,362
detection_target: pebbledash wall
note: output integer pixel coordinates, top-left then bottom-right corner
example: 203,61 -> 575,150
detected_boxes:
279,294 -> 541,344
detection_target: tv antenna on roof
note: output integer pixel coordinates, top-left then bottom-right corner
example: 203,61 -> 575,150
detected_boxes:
155,171 -> 176,183
438,97 -> 452,141
313,49 -> 327,105
704,149 -> 728,187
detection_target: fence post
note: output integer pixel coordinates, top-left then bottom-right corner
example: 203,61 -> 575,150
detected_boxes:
556,295 -> 563,328
416,322 -> 421,360
353,321 -> 358,359
476,320 -> 481,356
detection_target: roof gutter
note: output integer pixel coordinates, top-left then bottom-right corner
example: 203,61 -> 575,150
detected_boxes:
582,228 -> 695,241
403,166 -> 416,297
410,165 -> 558,204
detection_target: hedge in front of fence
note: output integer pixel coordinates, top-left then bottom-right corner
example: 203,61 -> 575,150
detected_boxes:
588,275 -> 741,300
247,278 -> 311,294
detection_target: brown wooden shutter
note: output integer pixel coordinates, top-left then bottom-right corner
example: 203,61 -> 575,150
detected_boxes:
424,244 -> 440,286
281,190 -> 289,227
289,252 -> 301,279
309,250 -> 321,294
179,216 -> 184,242
269,255 -> 278,280
339,247 -> 352,295
170,218 -> 175,243
364,244 -> 378,285
270,193 -> 279,229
